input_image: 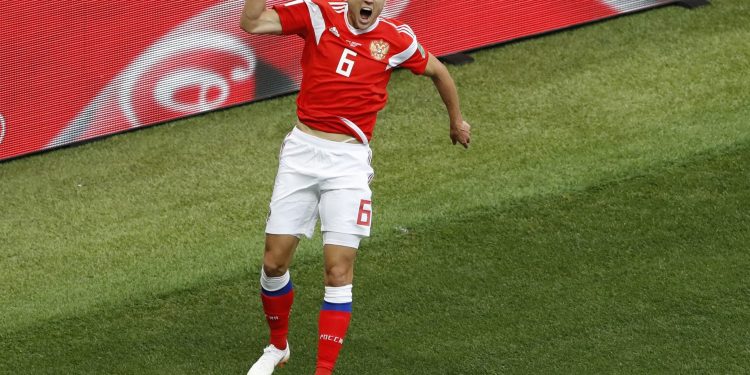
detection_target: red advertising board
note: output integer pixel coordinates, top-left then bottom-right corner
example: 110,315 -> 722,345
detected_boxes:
1,0 -> 680,161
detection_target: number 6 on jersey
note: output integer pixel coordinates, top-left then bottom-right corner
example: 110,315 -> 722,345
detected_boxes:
336,48 -> 357,77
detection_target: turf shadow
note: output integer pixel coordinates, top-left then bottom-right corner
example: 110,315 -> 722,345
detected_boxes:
2,142 -> 749,374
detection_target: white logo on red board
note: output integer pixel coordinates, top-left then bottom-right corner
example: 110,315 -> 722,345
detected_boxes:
118,29 -> 256,126
0,113 -> 5,145
52,0 -> 259,146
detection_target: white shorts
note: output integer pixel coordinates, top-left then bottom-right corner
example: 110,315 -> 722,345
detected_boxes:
265,127 -> 374,239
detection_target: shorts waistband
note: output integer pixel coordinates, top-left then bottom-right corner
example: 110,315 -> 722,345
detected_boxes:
290,126 -> 369,150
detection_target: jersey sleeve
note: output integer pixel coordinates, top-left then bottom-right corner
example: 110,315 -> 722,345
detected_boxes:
272,0 -> 311,36
388,24 -> 429,75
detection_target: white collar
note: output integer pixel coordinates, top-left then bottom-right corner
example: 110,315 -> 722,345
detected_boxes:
343,4 -> 380,35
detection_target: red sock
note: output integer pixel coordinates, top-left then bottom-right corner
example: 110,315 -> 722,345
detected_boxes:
316,304 -> 352,374
260,285 -> 294,350
314,366 -> 334,375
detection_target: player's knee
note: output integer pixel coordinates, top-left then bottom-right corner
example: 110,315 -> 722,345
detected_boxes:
262,251 -> 290,276
324,264 -> 352,286
263,264 -> 287,277
262,234 -> 298,276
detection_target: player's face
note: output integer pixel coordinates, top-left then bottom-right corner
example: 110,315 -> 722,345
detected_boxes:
347,0 -> 385,29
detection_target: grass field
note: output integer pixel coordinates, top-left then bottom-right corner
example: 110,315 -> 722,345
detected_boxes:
2,1 -> 749,373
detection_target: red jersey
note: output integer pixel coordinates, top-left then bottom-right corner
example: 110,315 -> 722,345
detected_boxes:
273,0 -> 429,143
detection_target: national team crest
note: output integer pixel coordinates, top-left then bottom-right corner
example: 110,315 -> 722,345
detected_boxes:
370,40 -> 389,61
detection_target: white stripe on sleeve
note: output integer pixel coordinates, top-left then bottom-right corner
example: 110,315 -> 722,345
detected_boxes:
387,37 -> 418,70
304,0 -> 326,44
380,20 -> 420,70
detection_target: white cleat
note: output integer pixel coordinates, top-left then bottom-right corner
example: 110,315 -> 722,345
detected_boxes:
247,342 -> 290,375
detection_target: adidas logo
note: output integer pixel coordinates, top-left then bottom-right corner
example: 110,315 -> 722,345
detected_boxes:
329,27 -> 340,37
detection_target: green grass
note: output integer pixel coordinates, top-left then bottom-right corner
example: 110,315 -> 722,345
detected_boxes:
1,1 -> 749,373
2,136 -> 749,374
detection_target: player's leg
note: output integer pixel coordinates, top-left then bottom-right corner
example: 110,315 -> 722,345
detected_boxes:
249,234 -> 298,375
259,170 -> 318,350
249,131 -> 320,375
260,234 -> 299,349
294,130 -> 372,374
315,239 -> 360,375
315,186 -> 370,375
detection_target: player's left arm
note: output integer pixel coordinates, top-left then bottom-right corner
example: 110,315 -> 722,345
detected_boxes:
423,53 -> 471,149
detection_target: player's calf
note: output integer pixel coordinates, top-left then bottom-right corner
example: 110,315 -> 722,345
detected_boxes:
260,268 -> 294,350
316,284 -> 353,374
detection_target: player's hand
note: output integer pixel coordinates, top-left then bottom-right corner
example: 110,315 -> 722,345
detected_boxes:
450,120 -> 471,149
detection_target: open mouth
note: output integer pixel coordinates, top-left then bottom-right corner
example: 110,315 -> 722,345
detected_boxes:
359,7 -> 373,23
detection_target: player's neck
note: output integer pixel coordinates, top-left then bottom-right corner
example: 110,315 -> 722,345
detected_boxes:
345,11 -> 379,34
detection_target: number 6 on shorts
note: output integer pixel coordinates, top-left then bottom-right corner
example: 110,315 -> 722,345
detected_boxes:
357,199 -> 372,226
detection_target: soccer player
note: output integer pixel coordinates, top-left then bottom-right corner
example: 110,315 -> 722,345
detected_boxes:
240,0 -> 471,373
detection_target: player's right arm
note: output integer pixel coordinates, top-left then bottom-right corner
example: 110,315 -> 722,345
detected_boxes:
239,0 -> 282,35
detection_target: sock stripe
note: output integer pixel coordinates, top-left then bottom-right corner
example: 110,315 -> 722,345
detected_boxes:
321,301 -> 352,312
262,280 -> 293,297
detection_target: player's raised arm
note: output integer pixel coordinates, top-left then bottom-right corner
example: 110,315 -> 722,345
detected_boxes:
423,53 -> 472,149
239,0 -> 282,35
